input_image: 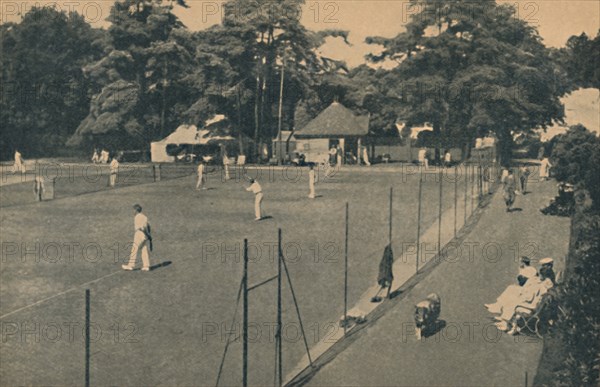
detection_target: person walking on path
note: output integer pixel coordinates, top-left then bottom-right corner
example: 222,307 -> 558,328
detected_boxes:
122,204 -> 152,271
196,160 -> 206,190
308,164 -> 316,199
109,157 -> 119,187
540,157 -> 551,181
519,165 -> 530,194
502,168 -> 517,212
246,178 -> 263,220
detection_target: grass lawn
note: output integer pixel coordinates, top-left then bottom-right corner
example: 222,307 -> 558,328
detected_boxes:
0,164 -> 478,385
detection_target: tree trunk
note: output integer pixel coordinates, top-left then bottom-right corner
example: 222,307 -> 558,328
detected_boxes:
433,122 -> 441,165
237,84 -> 244,156
497,129 -> 513,166
160,61 -> 167,139
254,57 -> 261,162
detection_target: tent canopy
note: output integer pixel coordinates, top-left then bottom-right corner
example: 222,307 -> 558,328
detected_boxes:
159,115 -> 234,145
151,115 -> 235,162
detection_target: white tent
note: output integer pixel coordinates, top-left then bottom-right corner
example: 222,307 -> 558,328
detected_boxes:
150,115 -> 234,162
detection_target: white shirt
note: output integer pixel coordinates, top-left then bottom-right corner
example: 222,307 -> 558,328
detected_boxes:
197,164 -> 204,176
134,213 -> 149,233
418,149 -> 427,160
246,181 -> 262,194
541,158 -> 551,169
110,159 -> 119,173
444,152 -> 451,162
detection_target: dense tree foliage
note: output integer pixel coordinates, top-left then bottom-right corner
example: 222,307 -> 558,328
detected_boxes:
1,0 -> 594,163
365,0 -> 564,163
552,31 -> 600,92
0,8 -> 104,158
551,124 -> 600,212
67,0 -> 195,150
544,124 -> 600,386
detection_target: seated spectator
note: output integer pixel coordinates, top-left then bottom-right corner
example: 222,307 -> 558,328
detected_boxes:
485,266 -> 537,315
91,149 -> 100,163
494,269 -> 555,334
518,256 -> 532,277
539,257 -> 556,286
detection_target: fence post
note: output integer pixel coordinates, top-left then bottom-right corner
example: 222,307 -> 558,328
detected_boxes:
277,230 -> 282,387
416,169 -> 423,273
344,202 -> 349,335
242,239 -> 248,387
454,166 -> 458,237
464,164 -> 468,223
85,289 -> 90,387
477,164 -> 483,204
438,169 -> 443,256
153,164 -> 161,182
470,164 -> 475,215
388,187 -> 393,298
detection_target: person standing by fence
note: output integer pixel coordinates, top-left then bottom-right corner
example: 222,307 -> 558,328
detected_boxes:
13,150 -> 25,174
109,156 -> 119,187
196,160 -> 206,190
33,175 -> 44,201
223,154 -> 231,181
308,164 -> 316,199
91,149 -> 100,164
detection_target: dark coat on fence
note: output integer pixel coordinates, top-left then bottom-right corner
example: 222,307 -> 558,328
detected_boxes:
378,244 -> 394,287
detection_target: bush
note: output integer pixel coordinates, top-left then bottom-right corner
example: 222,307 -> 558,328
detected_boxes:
551,125 -> 600,210
550,211 -> 600,386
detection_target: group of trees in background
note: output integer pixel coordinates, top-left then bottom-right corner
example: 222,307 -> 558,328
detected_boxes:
552,32 -> 600,92
0,0 -> 598,161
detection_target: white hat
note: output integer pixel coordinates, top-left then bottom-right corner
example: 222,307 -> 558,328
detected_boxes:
540,257 -> 554,265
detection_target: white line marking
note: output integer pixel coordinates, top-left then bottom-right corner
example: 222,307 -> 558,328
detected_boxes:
0,270 -> 123,320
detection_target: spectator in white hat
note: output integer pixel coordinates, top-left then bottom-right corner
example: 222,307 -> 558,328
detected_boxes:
539,257 -> 556,285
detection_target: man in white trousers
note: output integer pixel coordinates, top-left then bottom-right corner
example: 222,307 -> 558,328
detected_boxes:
13,150 -> 25,174
223,154 -> 231,181
109,157 -> 119,187
122,204 -> 152,271
246,178 -> 263,220
308,164 -> 316,199
196,160 -> 206,190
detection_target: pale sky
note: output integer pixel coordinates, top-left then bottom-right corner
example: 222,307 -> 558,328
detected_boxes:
2,0 -> 599,67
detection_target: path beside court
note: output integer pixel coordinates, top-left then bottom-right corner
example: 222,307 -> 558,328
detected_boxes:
297,173 -> 570,386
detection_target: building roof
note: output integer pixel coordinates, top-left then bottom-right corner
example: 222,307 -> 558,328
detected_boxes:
294,102 -> 369,138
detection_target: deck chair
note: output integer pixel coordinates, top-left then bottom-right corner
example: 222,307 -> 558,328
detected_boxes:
513,295 -> 549,338
513,270 -> 562,338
